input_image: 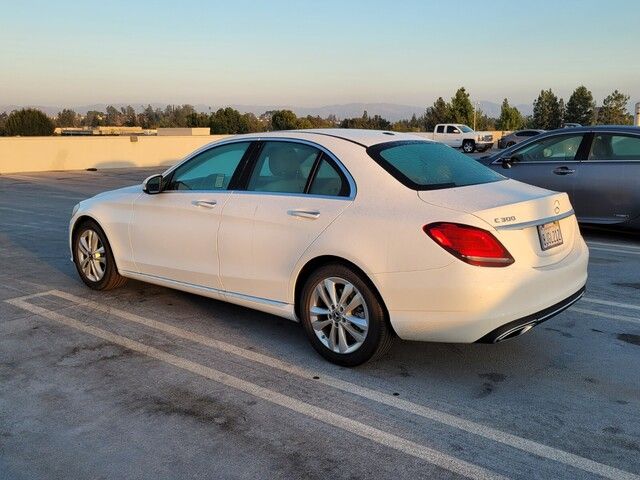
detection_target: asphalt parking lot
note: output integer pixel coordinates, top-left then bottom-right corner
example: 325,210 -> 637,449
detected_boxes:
1,167 -> 639,480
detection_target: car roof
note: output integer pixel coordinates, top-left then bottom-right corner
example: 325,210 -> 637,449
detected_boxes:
222,128 -> 431,148
553,125 -> 640,134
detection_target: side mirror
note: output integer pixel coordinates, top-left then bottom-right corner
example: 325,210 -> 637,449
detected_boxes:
143,174 -> 163,194
501,156 -> 519,169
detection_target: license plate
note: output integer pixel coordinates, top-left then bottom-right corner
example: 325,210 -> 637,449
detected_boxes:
537,221 -> 563,251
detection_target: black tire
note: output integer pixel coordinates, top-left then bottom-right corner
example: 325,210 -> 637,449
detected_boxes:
462,140 -> 475,153
72,219 -> 127,291
300,263 -> 394,366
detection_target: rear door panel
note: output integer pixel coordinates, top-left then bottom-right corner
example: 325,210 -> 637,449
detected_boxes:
573,132 -> 640,224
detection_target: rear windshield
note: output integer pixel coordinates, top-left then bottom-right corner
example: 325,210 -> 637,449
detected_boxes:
367,140 -> 504,191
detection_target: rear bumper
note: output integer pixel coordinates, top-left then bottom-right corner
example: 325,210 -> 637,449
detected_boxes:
476,286 -> 585,343
375,236 -> 589,342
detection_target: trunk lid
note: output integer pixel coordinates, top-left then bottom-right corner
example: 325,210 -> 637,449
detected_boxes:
418,179 -> 578,267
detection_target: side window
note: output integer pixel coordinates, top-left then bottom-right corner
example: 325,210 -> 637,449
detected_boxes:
309,157 -> 348,197
446,125 -> 459,134
513,134 -> 584,162
436,125 -> 445,133
589,134 -> 640,161
247,142 -> 320,194
166,142 -> 250,191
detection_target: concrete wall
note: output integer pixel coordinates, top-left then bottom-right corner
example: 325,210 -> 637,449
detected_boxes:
157,127 -> 210,136
0,135 -> 230,174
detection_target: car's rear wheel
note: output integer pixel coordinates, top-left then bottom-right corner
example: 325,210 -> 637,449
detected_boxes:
300,264 -> 393,366
73,219 -> 127,290
462,140 -> 475,153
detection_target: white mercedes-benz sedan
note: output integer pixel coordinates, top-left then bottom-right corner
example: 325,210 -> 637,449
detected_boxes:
69,129 -> 588,365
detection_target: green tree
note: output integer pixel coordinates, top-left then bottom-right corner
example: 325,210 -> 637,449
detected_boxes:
83,110 -> 105,127
241,113 -> 265,132
105,105 -> 123,126
55,109 -> 80,128
564,86 -> 595,125
5,108 -> 54,136
339,110 -> 391,130
270,109 -> 299,130
138,105 -> 161,128
421,97 -> 452,131
496,99 -> 524,130
532,89 -> 562,129
597,90 -> 632,125
0,112 -> 8,135
449,87 -> 474,126
120,105 -> 138,127
474,110 -> 496,130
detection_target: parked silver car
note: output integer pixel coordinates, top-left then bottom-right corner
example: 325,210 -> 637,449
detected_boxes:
497,129 -> 545,149
480,126 -> 640,230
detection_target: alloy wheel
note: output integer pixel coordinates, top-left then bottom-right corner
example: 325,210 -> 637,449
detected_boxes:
77,229 -> 106,282
309,276 -> 369,354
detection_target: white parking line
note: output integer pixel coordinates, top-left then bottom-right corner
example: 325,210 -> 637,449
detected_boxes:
587,241 -> 640,250
12,289 -> 638,480
583,297 -> 640,312
571,307 -> 640,326
587,246 -> 640,256
5,296 -> 504,480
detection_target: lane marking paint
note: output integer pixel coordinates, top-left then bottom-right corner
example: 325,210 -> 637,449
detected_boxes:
16,289 -> 638,480
5,297 -> 504,480
583,297 -> 640,312
587,241 -> 640,251
571,307 -> 640,326
588,246 -> 640,256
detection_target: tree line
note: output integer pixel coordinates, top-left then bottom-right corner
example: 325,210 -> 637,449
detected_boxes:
0,86 -> 635,136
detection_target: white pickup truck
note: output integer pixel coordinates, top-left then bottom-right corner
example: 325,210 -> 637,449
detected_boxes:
429,124 -> 494,153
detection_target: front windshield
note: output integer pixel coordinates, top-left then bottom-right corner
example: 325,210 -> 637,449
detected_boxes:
459,125 -> 473,133
367,141 -> 504,191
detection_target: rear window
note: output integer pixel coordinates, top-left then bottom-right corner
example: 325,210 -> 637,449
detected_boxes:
367,140 -> 504,191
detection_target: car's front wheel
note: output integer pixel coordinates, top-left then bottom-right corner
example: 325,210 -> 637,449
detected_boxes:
300,264 -> 393,366
72,219 -> 127,290
462,140 -> 475,153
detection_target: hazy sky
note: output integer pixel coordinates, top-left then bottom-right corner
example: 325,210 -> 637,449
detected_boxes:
1,0 -> 639,107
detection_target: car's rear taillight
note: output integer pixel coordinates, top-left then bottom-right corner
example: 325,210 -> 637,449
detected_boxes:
423,222 -> 514,267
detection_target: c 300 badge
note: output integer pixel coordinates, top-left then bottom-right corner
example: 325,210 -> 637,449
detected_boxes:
494,216 -> 516,224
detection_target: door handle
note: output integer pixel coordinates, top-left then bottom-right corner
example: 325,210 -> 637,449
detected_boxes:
192,200 -> 217,208
287,209 -> 320,219
553,166 -> 575,175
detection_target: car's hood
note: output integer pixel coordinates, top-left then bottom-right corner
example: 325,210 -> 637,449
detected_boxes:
92,184 -> 142,199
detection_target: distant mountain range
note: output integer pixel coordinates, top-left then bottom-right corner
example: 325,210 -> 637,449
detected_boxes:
0,101 -> 534,121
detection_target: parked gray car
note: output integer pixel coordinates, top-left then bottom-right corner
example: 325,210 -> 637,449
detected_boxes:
497,129 -> 545,149
479,126 -> 640,230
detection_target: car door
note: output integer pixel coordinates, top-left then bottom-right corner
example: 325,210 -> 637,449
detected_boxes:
129,141 -> 254,290
218,140 -> 353,304
444,125 -> 462,147
433,124 -> 445,143
493,132 -> 588,203
573,132 -> 640,224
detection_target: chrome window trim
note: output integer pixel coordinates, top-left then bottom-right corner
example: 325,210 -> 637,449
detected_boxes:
494,209 -> 575,230
491,159 -> 580,165
160,136 -> 357,200
579,159 -> 640,163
